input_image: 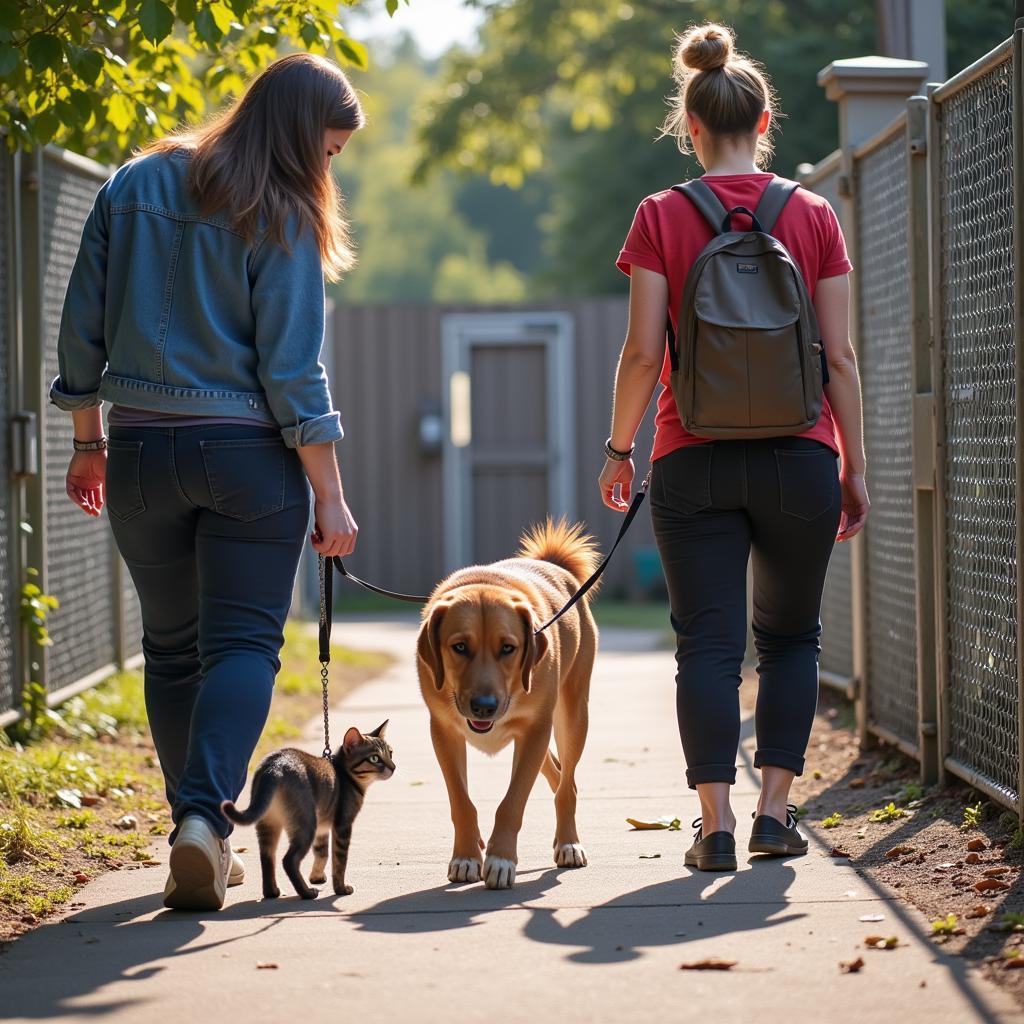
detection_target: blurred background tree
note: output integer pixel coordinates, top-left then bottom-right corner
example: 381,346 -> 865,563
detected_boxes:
0,0 -> 389,158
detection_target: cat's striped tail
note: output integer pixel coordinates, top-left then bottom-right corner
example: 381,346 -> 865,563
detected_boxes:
221,768 -> 273,825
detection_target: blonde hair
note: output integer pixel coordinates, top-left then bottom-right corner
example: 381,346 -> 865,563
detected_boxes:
661,23 -> 778,169
143,53 -> 365,281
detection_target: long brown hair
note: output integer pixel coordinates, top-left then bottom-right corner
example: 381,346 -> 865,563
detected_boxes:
661,23 -> 778,169
144,53 -> 365,280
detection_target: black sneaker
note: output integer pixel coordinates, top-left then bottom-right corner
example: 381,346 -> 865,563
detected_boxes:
748,804 -> 809,856
684,817 -> 737,871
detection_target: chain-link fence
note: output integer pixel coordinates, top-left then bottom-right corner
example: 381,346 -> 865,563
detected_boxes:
934,46 -> 1019,805
854,118 -> 920,754
0,147 -> 143,727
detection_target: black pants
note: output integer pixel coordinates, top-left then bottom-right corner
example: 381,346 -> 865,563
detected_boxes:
649,438 -> 841,788
106,424 -> 310,841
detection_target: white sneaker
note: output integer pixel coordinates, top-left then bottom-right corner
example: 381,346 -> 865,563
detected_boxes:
228,849 -> 245,887
163,815 -> 231,911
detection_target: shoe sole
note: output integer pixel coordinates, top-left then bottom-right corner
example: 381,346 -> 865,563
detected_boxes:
684,852 -> 738,871
165,842 -> 226,911
748,836 -> 809,857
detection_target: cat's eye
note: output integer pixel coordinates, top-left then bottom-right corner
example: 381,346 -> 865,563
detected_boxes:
369,754 -> 381,763
452,641 -> 468,655
500,643 -> 516,656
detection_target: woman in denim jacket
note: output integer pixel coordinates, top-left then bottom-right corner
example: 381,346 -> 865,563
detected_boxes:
51,53 -> 362,911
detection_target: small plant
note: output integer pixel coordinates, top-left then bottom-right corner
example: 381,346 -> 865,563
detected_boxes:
998,811 -> 1019,833
793,805 -> 809,821
821,812 -> 843,829
6,569 -> 60,745
897,782 -> 923,805
1009,827 -> 1024,852
997,913 -> 1024,933
57,809 -> 96,830
931,913 -> 960,936
961,801 -> 985,831
869,802 -> 906,823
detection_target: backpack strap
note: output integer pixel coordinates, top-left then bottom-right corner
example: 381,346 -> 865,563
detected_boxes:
753,179 -> 799,234
673,181 -> 729,235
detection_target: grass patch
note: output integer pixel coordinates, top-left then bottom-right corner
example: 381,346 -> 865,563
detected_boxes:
590,599 -> 669,632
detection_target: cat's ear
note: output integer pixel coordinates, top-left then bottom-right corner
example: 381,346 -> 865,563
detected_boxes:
514,603 -> 548,693
370,720 -> 388,738
342,726 -> 363,751
417,602 -> 449,690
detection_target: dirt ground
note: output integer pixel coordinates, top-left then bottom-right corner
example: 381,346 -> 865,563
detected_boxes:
760,679 -> 1024,1008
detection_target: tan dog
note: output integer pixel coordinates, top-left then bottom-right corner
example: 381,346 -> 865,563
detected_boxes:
416,520 -> 600,890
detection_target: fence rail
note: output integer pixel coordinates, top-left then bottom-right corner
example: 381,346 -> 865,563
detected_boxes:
804,29 -> 1023,812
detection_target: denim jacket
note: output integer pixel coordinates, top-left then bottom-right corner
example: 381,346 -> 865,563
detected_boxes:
49,149 -> 343,448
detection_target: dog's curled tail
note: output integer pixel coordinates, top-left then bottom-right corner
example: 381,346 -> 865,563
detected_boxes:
221,767 -> 274,826
518,517 -> 601,592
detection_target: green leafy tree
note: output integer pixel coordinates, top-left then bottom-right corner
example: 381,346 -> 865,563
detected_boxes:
0,0 -> 404,160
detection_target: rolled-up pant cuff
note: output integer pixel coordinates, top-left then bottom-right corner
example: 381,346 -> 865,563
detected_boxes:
753,748 -> 805,776
685,763 -> 738,788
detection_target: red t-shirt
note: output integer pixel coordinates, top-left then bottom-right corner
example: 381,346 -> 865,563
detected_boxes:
616,173 -> 852,461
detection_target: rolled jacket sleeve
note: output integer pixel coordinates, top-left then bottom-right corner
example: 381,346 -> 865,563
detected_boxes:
49,179 -> 111,411
249,219 -> 344,449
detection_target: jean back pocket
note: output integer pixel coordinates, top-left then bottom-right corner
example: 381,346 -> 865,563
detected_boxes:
775,447 -> 837,521
105,438 -> 146,523
200,437 -> 286,522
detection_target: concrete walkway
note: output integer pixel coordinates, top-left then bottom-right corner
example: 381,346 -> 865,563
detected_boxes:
1,619 -> 1019,1022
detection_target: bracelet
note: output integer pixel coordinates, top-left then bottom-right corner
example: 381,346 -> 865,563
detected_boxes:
73,436 -> 108,452
604,437 -> 634,462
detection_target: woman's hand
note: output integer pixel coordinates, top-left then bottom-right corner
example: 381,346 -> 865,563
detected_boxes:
836,471 -> 869,542
599,458 -> 635,513
311,495 -> 358,558
66,451 -> 106,517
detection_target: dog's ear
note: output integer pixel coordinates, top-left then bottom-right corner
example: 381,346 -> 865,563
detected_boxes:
417,603 -> 448,690
515,604 -> 549,692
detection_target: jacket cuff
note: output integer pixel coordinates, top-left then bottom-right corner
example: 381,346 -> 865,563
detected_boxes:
49,376 -> 102,411
280,411 -> 344,448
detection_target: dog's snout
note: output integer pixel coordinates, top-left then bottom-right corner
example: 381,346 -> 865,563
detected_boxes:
469,694 -> 500,719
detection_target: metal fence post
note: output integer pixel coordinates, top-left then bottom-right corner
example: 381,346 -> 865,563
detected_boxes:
19,146 -> 48,691
906,94 -> 939,785
1012,6 -> 1024,816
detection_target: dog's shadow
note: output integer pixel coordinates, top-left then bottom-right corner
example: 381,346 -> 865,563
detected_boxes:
352,860 -> 800,964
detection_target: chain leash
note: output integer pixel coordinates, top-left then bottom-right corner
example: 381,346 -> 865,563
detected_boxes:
318,554 -> 332,760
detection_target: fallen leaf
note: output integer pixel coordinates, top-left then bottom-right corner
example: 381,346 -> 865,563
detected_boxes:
639,853 -> 661,859
829,847 -> 852,858
73,872 -> 88,884
983,867 -> 1010,878
965,905 -> 991,919
56,789 -> 82,809
849,778 -> 866,789
81,795 -> 103,807
859,914 -> 885,923
967,838 -> 987,852
232,846 -> 247,853
115,815 -> 138,831
840,956 -> 865,973
966,852 -> 983,865
935,862 -> 956,871
256,962 -> 279,970
679,958 -> 737,971
1004,959 -> 1024,971
885,845 -> 915,859
626,817 -> 681,831
141,859 -> 160,867
974,878 -> 1011,893
864,935 -> 899,950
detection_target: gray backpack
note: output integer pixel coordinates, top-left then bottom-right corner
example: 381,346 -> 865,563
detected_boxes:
668,178 -> 826,439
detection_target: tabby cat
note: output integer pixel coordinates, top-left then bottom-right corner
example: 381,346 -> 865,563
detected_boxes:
221,721 -> 394,900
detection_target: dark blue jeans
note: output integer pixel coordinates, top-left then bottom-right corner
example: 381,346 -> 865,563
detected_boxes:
106,424 -> 309,841
649,437 -> 841,789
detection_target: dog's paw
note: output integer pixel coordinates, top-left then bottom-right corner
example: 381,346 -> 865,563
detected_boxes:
483,856 -> 517,889
448,857 -> 482,884
555,843 -> 588,868
300,887 -> 320,900
309,872 -> 326,885
333,883 -> 354,896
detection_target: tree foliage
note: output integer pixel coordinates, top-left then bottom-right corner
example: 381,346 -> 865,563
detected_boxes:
0,0 -> 392,160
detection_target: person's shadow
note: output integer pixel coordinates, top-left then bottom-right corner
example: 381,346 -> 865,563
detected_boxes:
351,859 -> 799,964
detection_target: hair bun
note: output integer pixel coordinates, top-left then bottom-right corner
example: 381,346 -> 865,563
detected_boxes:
678,23 -> 735,72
